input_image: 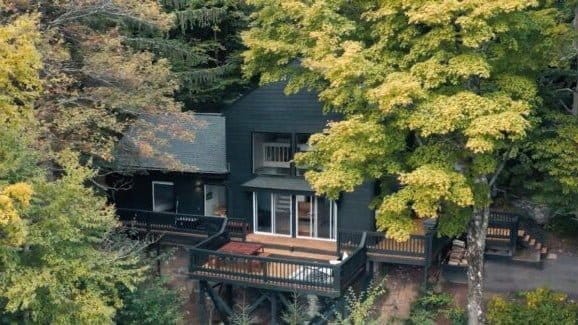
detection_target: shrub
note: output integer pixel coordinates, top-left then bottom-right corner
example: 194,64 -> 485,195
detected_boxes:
546,215 -> 578,237
487,288 -> 577,325
407,290 -> 465,325
116,277 -> 183,325
332,279 -> 387,325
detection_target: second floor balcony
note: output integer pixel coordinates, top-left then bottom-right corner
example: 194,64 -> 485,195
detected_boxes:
252,132 -> 310,176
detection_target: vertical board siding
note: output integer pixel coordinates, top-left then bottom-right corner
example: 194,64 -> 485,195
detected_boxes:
225,82 -> 375,232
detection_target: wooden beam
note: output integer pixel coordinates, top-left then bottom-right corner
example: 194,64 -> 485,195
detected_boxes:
247,292 -> 270,314
204,281 -> 233,318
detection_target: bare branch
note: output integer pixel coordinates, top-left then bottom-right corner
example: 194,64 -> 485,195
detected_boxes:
489,148 -> 512,187
559,99 -> 574,115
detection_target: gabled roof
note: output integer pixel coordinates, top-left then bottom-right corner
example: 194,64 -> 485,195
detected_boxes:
115,113 -> 227,174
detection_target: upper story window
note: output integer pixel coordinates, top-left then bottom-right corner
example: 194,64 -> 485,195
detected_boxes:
253,132 -> 292,176
152,181 -> 175,212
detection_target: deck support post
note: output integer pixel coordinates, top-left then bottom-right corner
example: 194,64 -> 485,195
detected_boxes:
270,292 -> 278,325
337,296 -> 347,320
364,261 -> 374,291
225,284 -> 233,308
156,242 -> 161,275
197,281 -> 208,325
423,264 -> 429,288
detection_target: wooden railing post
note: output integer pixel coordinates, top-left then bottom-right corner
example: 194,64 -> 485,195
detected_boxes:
423,218 -> 437,264
336,230 -> 342,257
511,216 -> 519,256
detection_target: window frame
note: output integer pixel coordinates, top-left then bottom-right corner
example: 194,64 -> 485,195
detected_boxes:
152,181 -> 175,212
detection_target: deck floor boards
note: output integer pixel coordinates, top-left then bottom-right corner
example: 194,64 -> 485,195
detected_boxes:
245,233 -> 337,253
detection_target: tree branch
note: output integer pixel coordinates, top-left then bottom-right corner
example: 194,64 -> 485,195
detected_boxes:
489,148 -> 512,187
559,99 -> 574,115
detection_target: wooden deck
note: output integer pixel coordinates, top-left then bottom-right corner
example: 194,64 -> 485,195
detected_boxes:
246,233 -> 336,250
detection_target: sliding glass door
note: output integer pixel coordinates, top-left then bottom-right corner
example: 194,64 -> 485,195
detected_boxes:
296,195 -> 314,237
316,197 -> 337,240
253,192 -> 292,236
296,196 -> 337,240
253,192 -> 336,240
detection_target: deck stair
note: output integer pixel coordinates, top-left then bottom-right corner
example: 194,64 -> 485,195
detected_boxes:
484,211 -> 550,265
515,228 -> 551,263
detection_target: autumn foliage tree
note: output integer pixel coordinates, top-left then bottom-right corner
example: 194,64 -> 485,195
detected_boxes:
1,0 -> 197,178
0,7 -> 173,323
242,1 -> 566,323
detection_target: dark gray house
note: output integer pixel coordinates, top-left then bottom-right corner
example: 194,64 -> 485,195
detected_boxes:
112,113 -> 228,218
112,83 -> 376,238
225,82 -> 376,240
112,83 -> 456,323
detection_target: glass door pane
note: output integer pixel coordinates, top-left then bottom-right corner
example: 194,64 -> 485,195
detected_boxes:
273,194 -> 292,235
204,185 -> 227,216
316,197 -> 337,239
296,195 -> 313,237
255,192 -> 272,233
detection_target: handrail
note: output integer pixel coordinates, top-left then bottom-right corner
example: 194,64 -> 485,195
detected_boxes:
489,211 -> 519,225
190,229 -> 367,295
195,217 -> 229,249
117,208 -> 241,238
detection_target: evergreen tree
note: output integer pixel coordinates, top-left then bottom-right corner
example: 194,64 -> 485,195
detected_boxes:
503,3 -> 578,219
128,0 -> 251,110
241,1 -> 566,323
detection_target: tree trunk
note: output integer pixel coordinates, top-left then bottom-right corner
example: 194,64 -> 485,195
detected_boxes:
570,5 -> 578,116
466,204 -> 490,324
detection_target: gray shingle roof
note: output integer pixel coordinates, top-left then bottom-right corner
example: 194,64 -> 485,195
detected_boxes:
116,113 -> 227,174
242,176 -> 313,193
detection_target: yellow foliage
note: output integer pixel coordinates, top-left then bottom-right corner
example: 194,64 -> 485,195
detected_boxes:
0,13 -> 43,127
2,182 -> 33,207
243,0 -> 562,242
368,72 -> 425,113
0,182 -> 33,246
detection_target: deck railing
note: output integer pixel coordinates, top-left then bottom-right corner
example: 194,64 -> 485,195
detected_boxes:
339,228 -> 450,267
488,211 -> 519,249
117,208 -> 250,238
190,222 -> 367,297
262,142 -> 291,168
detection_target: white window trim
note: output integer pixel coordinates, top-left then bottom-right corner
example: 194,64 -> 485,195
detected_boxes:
152,181 -> 174,212
253,192 -> 292,237
296,196 -> 338,242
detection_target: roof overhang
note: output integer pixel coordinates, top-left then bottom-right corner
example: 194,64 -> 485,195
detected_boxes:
242,176 -> 314,194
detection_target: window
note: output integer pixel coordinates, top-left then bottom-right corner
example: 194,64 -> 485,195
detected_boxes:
253,192 -> 292,236
253,192 -> 336,240
152,181 -> 175,212
252,132 -> 292,176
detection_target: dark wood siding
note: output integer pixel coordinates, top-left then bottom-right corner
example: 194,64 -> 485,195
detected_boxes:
225,82 -> 376,232
112,171 -> 225,215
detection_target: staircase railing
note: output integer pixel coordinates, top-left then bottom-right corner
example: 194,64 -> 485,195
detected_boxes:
488,211 -> 519,251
